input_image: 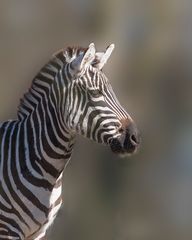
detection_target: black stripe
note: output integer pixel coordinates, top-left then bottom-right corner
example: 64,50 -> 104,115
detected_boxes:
0,222 -> 20,238
0,214 -> 24,237
92,116 -> 117,142
12,122 -> 49,218
2,122 -> 41,227
23,119 -> 54,191
0,182 -> 30,229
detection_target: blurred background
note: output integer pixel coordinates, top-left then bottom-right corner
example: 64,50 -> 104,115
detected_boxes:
0,0 -> 192,239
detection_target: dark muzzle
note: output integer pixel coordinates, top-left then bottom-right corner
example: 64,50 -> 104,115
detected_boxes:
110,122 -> 140,155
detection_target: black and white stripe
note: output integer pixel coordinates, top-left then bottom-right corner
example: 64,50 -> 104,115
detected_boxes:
0,43 -> 138,239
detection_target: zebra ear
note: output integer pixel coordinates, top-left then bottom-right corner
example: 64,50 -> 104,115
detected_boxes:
71,43 -> 96,76
94,44 -> 115,70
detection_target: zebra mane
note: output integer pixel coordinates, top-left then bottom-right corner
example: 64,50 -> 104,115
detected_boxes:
17,46 -> 88,118
53,46 -> 88,62
59,46 -> 88,63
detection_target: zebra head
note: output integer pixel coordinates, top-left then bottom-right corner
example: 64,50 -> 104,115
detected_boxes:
64,43 -> 140,156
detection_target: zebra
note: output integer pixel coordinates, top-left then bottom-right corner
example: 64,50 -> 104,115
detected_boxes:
0,43 -> 140,239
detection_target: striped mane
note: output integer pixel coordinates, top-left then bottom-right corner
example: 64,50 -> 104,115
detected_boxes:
55,46 -> 88,63
17,46 -> 88,119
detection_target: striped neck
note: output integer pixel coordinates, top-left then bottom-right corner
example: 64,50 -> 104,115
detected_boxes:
16,52 -> 76,182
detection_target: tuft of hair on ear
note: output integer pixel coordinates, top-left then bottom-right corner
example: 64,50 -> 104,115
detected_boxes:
70,43 -> 96,75
92,43 -> 115,70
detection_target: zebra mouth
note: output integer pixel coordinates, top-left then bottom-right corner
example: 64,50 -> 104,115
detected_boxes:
109,122 -> 140,156
109,137 -> 138,156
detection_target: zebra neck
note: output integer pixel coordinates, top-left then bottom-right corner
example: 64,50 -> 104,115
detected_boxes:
16,83 -> 75,183
17,116 -> 75,185
15,53 -> 75,182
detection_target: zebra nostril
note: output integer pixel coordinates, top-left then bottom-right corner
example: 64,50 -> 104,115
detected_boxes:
130,134 -> 139,145
119,127 -> 124,133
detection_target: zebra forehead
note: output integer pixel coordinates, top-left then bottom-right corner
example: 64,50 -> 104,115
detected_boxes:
80,68 -> 108,87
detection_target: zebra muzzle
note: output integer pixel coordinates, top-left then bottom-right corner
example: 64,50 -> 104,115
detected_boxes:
110,122 -> 140,155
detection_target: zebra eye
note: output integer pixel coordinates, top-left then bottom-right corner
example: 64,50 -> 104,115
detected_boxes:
89,89 -> 102,98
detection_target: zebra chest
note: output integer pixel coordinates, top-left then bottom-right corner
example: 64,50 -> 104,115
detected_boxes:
45,183 -> 63,228
0,179 -> 63,240
27,183 -> 63,239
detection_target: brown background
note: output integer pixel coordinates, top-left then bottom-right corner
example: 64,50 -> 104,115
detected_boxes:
0,1 -> 192,239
